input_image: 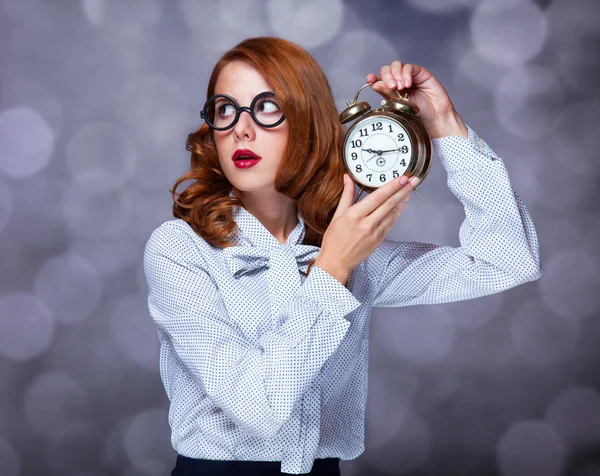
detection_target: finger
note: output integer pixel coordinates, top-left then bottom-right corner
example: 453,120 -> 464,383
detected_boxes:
366,72 -> 378,84
331,174 -> 355,222
351,175 -> 408,218
376,190 -> 411,232
365,181 -> 412,226
403,64 -> 415,88
368,79 -> 396,100
379,65 -> 396,89
390,60 -> 404,88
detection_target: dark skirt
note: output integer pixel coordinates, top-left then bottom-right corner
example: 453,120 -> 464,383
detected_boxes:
171,454 -> 341,476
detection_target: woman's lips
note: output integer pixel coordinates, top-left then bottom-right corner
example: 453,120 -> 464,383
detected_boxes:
233,159 -> 260,169
232,148 -> 261,169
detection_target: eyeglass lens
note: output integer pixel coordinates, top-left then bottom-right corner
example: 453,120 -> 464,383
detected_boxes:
204,93 -> 283,129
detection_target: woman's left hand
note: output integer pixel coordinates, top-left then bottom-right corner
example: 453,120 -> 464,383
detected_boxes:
366,61 -> 468,138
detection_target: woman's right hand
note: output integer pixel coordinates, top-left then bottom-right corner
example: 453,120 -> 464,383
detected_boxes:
314,173 -> 418,284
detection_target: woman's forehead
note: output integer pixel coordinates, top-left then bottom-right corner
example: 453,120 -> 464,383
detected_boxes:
214,61 -> 272,101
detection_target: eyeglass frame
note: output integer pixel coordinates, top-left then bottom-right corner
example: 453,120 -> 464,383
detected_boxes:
200,91 -> 286,131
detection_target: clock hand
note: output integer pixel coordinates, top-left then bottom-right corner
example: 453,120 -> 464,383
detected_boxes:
365,153 -> 379,163
361,148 -> 377,154
379,148 -> 401,153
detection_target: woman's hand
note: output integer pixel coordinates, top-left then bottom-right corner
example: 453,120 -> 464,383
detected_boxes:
314,173 -> 418,285
366,61 -> 468,139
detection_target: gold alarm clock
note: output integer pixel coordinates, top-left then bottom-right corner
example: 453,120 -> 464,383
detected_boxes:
339,80 -> 432,202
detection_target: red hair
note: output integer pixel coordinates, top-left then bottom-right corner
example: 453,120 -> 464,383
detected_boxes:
171,37 -> 346,248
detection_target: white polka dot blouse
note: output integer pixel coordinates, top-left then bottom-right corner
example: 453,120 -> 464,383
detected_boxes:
143,125 -> 541,474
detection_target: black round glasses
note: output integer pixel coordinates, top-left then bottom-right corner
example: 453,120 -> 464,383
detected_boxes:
200,91 -> 286,131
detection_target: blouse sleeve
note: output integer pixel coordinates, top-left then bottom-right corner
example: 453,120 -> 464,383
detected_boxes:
370,124 -> 541,308
143,222 -> 361,439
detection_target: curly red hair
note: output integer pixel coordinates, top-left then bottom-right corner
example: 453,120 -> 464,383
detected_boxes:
171,37 -> 346,248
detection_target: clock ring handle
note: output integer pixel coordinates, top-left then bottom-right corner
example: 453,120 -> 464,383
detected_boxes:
351,80 -> 408,105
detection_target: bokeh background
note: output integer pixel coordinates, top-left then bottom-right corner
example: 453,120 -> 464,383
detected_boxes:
1,0 -> 599,475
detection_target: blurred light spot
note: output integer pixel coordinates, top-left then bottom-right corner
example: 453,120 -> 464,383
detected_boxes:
127,189 -> 174,240
455,49 -> 506,92
24,372 -> 88,439
267,0 -> 344,49
0,178 -> 13,233
417,364 -> 459,406
33,253 -> 103,325
447,289 -> 505,330
545,386 -> 600,453
70,235 -> 141,276
495,65 -> 562,139
109,294 -> 160,371
366,370 -> 418,448
511,299 -> 579,366
0,107 -> 55,179
66,122 -> 138,193
403,0 -> 481,13
453,316 -> 516,370
372,305 -> 455,366
217,0 -> 270,36
546,0 -> 598,39
367,405 -> 432,474
61,183 -> 134,239
327,29 -> 402,72
1,79 -> 63,134
541,100 -> 600,180
471,0 -> 548,67
0,436 -> 21,476
496,421 -> 565,476
326,30 -> 403,112
44,422 -> 103,474
538,248 -> 600,321
0,293 -> 54,361
116,75 -> 188,146
123,408 -> 173,475
81,0 -> 162,35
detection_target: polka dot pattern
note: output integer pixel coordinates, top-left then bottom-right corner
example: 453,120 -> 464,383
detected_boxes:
142,125 -> 541,474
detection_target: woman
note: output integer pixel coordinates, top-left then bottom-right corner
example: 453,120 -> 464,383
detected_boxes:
143,37 -> 541,476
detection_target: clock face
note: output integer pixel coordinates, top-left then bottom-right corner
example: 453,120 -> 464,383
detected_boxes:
344,115 -> 413,187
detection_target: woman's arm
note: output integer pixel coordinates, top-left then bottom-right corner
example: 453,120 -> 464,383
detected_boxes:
143,222 -> 361,439
371,124 -> 541,308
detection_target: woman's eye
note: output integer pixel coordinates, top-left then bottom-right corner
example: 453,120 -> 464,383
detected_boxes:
218,104 -> 236,116
258,100 -> 279,113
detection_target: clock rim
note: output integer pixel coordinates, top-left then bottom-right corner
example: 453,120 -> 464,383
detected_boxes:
342,111 -> 432,191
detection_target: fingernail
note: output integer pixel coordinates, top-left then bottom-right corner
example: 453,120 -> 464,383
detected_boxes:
399,176 -> 408,184
397,78 -> 404,88
409,176 -> 420,187
386,79 -> 396,88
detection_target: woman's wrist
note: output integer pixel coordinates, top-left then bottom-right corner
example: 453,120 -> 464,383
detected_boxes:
312,256 -> 350,286
426,110 -> 468,139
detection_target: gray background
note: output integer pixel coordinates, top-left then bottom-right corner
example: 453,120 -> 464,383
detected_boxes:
1,0 -> 599,475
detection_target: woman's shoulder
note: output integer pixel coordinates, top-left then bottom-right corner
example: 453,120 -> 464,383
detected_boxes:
145,218 -> 214,259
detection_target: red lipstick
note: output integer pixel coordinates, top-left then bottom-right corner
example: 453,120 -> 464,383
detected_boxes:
232,149 -> 262,169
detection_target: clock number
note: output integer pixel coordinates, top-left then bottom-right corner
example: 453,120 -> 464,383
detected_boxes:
371,122 -> 383,131
399,159 -> 406,166
380,173 -> 386,182
351,139 -> 362,148
351,152 -> 358,160
388,124 -> 393,133
398,133 -> 405,141
356,164 -> 362,173
400,145 -> 408,153
366,174 -> 372,182
359,128 -> 368,137
393,170 -> 399,178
